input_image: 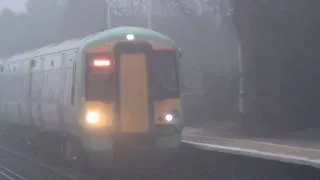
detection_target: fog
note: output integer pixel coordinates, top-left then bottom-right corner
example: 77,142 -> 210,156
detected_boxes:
4,0 -> 319,139
0,0 -> 27,12
0,0 -> 239,130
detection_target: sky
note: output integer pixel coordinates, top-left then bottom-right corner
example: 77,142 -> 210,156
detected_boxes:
0,0 -> 27,12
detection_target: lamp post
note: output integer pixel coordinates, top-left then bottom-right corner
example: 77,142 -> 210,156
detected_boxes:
238,42 -> 244,118
105,0 -> 112,29
147,0 -> 152,29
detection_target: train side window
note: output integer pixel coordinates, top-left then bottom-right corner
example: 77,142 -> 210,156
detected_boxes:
61,53 -> 67,62
30,60 -> 36,69
70,63 -> 76,105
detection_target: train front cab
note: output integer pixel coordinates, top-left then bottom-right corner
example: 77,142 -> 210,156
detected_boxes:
81,34 -> 183,166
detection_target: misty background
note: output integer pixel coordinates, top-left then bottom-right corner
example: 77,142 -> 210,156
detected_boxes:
3,0 -> 319,137
0,0 -> 27,12
0,0 -> 239,128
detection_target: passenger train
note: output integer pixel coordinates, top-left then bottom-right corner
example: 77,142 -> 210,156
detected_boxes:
0,27 -> 183,168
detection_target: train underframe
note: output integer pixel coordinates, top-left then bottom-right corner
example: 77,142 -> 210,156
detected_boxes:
0,121 -> 182,172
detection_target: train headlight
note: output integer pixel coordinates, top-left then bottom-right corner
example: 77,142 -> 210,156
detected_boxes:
164,113 -> 174,122
163,110 -> 179,122
126,34 -> 135,40
86,111 -> 100,124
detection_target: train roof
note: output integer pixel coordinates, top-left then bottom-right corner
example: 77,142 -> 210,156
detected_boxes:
6,36 -> 88,63
5,26 -> 178,63
82,26 -> 177,51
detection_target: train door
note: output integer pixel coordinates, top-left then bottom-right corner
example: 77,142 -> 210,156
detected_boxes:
113,42 -> 153,133
28,60 -> 35,126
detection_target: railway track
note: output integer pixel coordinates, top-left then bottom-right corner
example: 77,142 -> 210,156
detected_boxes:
0,145 -> 82,180
0,125 -> 83,180
0,125 -> 317,180
0,164 -> 29,180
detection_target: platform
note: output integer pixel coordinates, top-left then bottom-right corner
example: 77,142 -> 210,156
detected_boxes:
182,127 -> 320,168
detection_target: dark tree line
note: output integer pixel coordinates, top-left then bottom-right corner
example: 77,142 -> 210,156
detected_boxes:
0,0 -> 112,57
0,0 -> 63,57
232,0 -> 320,135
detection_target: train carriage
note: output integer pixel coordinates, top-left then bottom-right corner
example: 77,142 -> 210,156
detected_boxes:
0,27 -> 183,168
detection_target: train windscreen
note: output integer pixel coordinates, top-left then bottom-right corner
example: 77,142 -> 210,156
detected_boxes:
86,53 -> 116,101
149,50 -> 180,100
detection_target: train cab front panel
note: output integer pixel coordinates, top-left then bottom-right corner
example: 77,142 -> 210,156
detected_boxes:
81,53 -> 116,133
79,33 -> 182,158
